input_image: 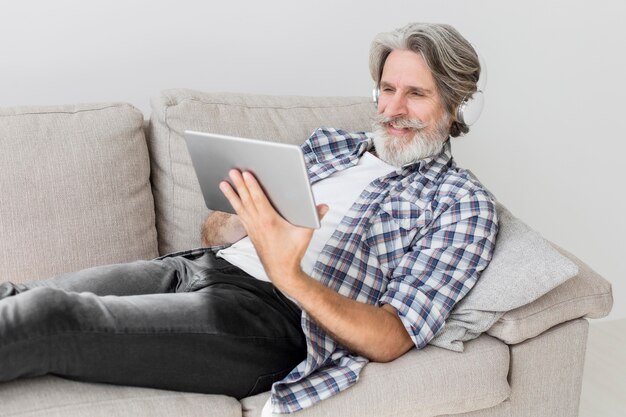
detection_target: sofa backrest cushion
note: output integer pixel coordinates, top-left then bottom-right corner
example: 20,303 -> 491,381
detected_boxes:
0,103 -> 158,283
148,89 -> 375,254
429,203 -> 581,351
487,244 -> 613,344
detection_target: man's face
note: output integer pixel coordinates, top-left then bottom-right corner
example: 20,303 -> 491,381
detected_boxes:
373,49 -> 451,166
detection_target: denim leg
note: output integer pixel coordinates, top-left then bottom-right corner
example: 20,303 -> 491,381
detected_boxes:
0,266 -> 305,399
0,248 -> 222,299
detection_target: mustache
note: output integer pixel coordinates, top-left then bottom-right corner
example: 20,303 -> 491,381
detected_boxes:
373,114 -> 428,130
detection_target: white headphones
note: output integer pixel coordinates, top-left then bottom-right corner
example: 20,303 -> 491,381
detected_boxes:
373,48 -> 487,127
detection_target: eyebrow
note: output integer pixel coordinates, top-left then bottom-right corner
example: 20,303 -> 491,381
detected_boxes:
380,81 -> 433,96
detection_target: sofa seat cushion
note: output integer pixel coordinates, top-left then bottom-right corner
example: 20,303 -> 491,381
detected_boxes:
0,376 -> 241,417
241,334 -> 510,417
148,89 -> 376,255
0,103 -> 158,283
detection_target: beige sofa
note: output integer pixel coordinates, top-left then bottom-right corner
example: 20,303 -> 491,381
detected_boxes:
0,89 -> 613,417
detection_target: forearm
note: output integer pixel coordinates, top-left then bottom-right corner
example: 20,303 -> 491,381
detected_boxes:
281,270 -> 414,363
201,211 -> 247,246
217,170 -> 413,361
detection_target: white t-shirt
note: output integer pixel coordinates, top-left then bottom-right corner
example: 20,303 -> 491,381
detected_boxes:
216,151 -> 395,282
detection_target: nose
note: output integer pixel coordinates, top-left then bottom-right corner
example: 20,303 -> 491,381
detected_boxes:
380,92 -> 408,118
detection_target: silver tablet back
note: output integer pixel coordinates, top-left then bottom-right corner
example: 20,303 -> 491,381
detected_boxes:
184,131 -> 320,229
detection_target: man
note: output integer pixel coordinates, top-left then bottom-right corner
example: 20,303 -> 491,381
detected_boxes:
0,23 -> 497,414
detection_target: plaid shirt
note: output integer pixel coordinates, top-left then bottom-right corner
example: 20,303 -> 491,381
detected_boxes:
270,128 -> 498,413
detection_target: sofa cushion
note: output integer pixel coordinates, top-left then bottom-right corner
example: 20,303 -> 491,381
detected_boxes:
487,245 -> 613,344
0,376 -> 241,417
148,89 -> 375,255
0,103 -> 158,283
430,203 -> 580,351
241,334 -> 510,417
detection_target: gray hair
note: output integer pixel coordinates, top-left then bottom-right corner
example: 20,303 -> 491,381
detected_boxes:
369,22 -> 480,137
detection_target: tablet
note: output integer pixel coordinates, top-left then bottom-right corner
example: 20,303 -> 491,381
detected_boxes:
184,130 -> 320,229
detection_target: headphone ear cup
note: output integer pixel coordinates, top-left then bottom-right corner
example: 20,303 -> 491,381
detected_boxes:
457,44 -> 487,126
456,90 -> 484,126
372,86 -> 380,105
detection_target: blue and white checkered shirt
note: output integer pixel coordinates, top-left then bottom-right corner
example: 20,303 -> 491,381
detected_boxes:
270,128 -> 498,413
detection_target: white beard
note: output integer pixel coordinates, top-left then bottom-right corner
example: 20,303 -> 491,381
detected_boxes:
372,114 -> 450,167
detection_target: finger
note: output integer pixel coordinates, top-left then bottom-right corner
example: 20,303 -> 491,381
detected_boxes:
242,171 -> 275,213
317,204 -> 329,221
219,180 -> 245,215
228,169 -> 256,212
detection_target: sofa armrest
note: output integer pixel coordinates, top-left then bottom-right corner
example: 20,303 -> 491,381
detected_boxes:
487,244 -> 613,344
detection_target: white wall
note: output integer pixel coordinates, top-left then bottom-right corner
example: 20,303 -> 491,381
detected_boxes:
2,0 -> 624,319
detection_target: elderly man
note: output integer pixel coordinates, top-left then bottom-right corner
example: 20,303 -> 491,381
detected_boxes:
0,23 -> 497,414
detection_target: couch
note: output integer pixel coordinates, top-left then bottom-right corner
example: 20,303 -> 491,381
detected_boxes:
0,89 -> 613,417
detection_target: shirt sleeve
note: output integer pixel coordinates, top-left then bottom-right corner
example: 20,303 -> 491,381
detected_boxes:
378,190 -> 498,349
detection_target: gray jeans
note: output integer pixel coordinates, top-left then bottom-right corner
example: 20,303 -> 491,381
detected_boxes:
0,248 -> 306,399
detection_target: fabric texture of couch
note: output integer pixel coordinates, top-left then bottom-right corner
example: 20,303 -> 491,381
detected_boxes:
0,90 -> 613,417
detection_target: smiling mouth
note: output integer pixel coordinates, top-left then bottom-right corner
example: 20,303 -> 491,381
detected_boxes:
385,123 -> 416,137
